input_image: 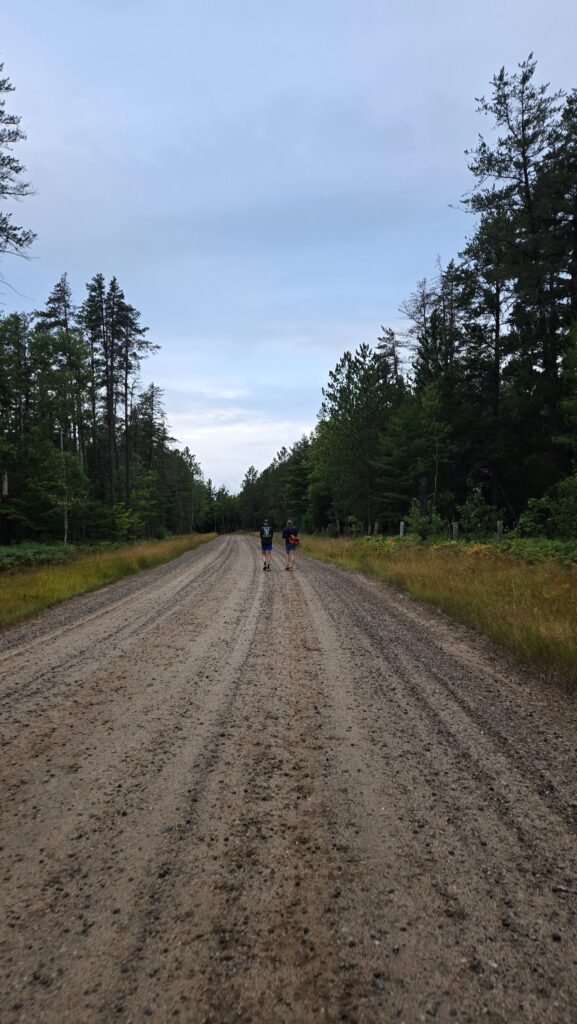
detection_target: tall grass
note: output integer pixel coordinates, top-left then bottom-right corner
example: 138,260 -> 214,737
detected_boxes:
0,534 -> 216,630
301,536 -> 577,683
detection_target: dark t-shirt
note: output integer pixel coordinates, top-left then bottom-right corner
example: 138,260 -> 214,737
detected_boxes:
282,526 -> 298,543
260,524 -> 273,543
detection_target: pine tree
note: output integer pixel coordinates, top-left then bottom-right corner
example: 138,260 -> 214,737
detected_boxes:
79,273 -> 107,481
0,61 -> 35,260
34,274 -> 90,465
464,56 -> 564,428
546,90 -> 577,327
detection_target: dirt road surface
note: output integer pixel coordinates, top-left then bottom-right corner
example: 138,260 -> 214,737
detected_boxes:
1,536 -> 576,1024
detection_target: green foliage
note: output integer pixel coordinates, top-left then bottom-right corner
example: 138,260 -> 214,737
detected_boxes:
405,499 -> 429,540
0,275 -> 224,543
496,536 -> 577,565
112,503 -> 144,542
0,429 -> 90,539
516,497 -> 553,537
241,57 -> 576,542
458,486 -> 501,536
405,499 -> 446,540
4,55 -> 577,553
516,475 -> 577,539
555,473 -> 577,538
0,61 -> 35,257
0,540 -> 117,572
0,542 -> 77,571
346,515 -> 363,537
375,383 -> 453,526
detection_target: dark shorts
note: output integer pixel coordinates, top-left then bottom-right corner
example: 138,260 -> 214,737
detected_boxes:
285,543 -> 296,552
261,543 -> 272,552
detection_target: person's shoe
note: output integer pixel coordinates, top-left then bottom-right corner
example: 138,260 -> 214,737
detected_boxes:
263,564 -> 267,571
285,565 -> 290,570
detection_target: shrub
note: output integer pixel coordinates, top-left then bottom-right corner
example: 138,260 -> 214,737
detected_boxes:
516,497 -> 554,537
405,499 -> 446,540
113,503 -> 144,541
0,542 -> 77,572
458,486 -> 501,537
516,475 -> 577,540
346,515 -> 363,537
556,474 -> 577,538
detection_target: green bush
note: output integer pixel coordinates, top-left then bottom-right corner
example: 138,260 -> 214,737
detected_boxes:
556,474 -> 577,538
112,503 -> 144,541
458,486 -> 501,536
405,499 -> 446,540
0,541 -> 118,573
516,497 -> 553,537
495,536 -> 577,565
0,542 -> 76,572
515,475 -> 577,540
346,515 -> 363,537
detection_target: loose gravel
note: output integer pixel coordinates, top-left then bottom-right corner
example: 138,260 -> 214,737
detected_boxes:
1,536 -> 576,1023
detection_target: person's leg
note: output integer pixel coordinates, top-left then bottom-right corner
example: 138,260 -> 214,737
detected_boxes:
262,546 -> 267,569
266,548 -> 272,567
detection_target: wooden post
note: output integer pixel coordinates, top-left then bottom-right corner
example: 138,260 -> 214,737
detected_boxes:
451,521 -> 459,540
496,520 -> 503,540
400,520 -> 405,537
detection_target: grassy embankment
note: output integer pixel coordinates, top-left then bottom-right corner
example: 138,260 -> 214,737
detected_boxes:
0,534 -> 216,630
300,535 -> 577,684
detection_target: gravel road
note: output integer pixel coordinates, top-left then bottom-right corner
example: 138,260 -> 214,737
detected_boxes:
1,535 -> 576,1024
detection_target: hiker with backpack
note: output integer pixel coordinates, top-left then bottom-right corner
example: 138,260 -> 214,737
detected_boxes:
282,519 -> 299,571
259,518 -> 274,571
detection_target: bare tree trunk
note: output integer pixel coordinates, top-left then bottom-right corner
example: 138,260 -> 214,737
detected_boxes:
124,363 -> 130,507
419,476 -> 428,517
60,428 -> 69,546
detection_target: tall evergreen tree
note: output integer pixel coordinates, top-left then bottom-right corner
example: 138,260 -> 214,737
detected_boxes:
464,56 -> 564,441
34,274 -> 90,464
0,61 -> 35,260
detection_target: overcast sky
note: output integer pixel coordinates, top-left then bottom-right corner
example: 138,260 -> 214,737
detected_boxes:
2,1 -> 576,490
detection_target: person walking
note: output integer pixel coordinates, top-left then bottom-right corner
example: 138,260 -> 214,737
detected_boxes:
259,518 -> 273,571
282,519 -> 299,571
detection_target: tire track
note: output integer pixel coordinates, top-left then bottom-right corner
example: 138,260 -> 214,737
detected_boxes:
0,539 -> 232,706
1,538 -> 576,1023
300,557 -> 577,831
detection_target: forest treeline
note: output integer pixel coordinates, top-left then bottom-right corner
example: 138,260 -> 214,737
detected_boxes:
237,57 -> 577,539
1,58 -> 238,544
2,56 -> 577,545
0,274 -> 238,543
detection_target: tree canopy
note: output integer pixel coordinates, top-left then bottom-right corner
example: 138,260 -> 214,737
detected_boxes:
237,57 -> 577,541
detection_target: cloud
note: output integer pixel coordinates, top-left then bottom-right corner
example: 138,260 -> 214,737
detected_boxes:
168,411 -> 315,492
3,0 -> 577,496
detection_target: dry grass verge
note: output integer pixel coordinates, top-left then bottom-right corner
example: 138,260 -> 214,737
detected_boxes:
0,534 -> 216,629
301,536 -> 577,684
